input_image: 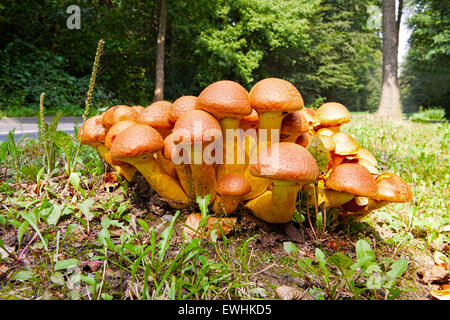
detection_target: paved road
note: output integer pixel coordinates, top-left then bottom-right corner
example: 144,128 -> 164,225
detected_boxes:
0,116 -> 83,142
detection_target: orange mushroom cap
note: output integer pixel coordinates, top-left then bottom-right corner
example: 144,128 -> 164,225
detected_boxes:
251,142 -> 318,184
102,105 -> 139,129
169,95 -> 198,123
249,78 -> 304,114
196,80 -> 251,119
325,163 -> 378,197
110,124 -> 164,160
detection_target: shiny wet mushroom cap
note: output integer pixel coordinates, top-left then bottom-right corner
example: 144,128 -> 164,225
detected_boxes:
325,163 -> 378,197
314,102 -> 351,127
374,172 -> 413,203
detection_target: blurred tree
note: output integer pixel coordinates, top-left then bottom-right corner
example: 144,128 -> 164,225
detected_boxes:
400,0 -> 450,114
376,0 -> 404,120
154,0 -> 168,101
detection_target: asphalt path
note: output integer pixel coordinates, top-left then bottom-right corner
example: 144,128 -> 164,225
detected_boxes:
0,116 -> 83,142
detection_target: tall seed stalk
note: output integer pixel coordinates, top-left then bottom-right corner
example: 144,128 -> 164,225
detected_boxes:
71,39 -> 104,173
39,92 -> 52,175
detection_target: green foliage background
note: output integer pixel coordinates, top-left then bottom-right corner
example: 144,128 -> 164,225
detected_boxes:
0,0 -> 447,116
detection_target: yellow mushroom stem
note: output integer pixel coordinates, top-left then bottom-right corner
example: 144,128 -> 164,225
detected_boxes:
212,194 -> 242,215
155,150 -> 177,179
241,135 -> 271,201
124,153 -> 190,208
185,144 -> 217,202
257,111 -> 285,146
245,180 -> 301,223
97,145 -> 137,182
216,117 -> 246,180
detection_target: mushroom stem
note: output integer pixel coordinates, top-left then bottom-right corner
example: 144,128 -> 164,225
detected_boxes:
188,147 -> 217,202
212,195 -> 241,215
217,117 -> 245,179
245,181 -> 301,223
129,155 -> 190,208
97,145 -> 137,182
257,111 -> 285,146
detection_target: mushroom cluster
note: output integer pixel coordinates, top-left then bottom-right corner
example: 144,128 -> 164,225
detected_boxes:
78,78 -> 412,227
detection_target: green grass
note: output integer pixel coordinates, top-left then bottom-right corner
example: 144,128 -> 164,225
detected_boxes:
0,116 -> 448,300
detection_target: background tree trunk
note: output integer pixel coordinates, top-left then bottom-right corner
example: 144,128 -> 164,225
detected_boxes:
153,0 -> 168,102
376,0 -> 404,120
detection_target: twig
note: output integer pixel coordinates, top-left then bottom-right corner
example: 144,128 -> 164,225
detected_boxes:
17,232 -> 38,262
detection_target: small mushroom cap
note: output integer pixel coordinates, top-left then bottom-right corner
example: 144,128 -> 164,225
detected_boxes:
316,128 -> 335,137
314,102 -> 350,127
295,131 -> 313,148
102,105 -> 139,129
250,142 -> 319,183
163,134 -> 177,160
249,78 -> 304,114
325,163 -> 378,197
240,108 -> 259,124
153,100 -> 173,108
105,120 -> 137,149
196,80 -> 251,119
332,132 -> 360,155
131,105 -> 145,115
301,108 -> 316,124
216,173 -> 251,197
139,102 -> 173,129
169,95 -> 198,123
110,124 -> 164,160
317,135 -> 336,153
355,148 -> 378,167
78,115 -> 107,145
375,173 -> 413,202
281,111 -> 310,135
172,109 -> 222,143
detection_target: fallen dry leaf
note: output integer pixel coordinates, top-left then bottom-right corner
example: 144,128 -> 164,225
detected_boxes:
418,264 -> 449,284
82,261 -> 102,273
283,223 -> 304,243
275,285 -> 302,300
183,213 -> 237,239
0,264 -> 8,278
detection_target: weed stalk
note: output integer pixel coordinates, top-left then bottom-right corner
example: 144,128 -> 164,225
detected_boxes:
71,39 -> 104,174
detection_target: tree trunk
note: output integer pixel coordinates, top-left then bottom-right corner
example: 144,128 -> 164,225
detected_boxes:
376,0 -> 404,120
154,0 -> 168,102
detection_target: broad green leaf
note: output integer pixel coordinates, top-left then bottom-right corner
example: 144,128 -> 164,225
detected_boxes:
138,219 -> 150,233
17,221 -> 29,248
46,203 -> 62,226
20,211 -> 48,250
12,270 -> 34,281
53,130 -> 74,163
97,228 -> 110,247
50,271 -> 65,286
355,239 -> 375,261
54,258 -> 79,271
387,258 -> 408,279
78,197 -> 94,219
283,241 -> 298,256
69,172 -> 81,191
